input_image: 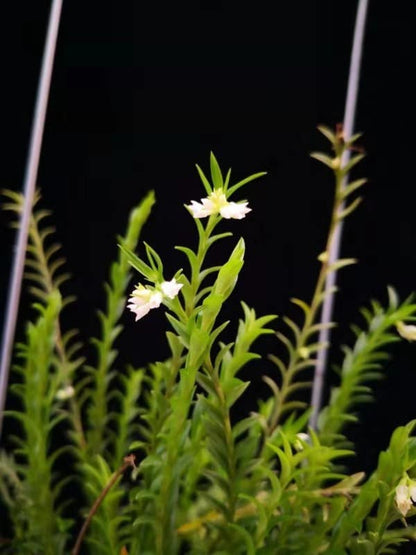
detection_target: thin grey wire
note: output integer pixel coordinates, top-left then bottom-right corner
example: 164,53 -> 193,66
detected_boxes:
309,0 -> 370,430
0,0 -> 63,439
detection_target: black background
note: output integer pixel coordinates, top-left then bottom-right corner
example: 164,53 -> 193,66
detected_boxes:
1,0 -> 416,534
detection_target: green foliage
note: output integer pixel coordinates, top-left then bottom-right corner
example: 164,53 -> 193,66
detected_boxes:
1,293 -> 70,554
319,288 -> 416,447
2,142 -> 416,555
86,190 -> 155,458
2,189 -> 85,448
329,421 -> 416,553
82,455 -> 127,554
264,127 -> 366,441
2,190 -> 70,300
112,367 -> 145,467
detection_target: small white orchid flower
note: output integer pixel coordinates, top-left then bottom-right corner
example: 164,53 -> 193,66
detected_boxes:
161,278 -> 183,299
56,385 -> 75,401
219,201 -> 251,220
395,476 -> 416,517
187,188 -> 251,220
396,321 -> 416,342
294,432 -> 310,451
127,278 -> 183,321
127,284 -> 163,321
395,484 -> 412,517
187,200 -> 212,218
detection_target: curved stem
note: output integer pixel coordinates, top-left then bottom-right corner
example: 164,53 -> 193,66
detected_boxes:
71,455 -> 136,555
269,163 -> 344,432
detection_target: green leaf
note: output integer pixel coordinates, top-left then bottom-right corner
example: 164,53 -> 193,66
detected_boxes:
223,378 -> 250,408
341,153 -> 365,174
127,190 -> 155,240
228,523 -> 256,555
213,238 -> 245,299
337,197 -> 363,220
200,293 -> 224,333
118,244 -> 158,282
210,151 -> 224,189
317,125 -> 336,144
327,258 -> 357,273
227,172 -> 267,197
166,331 -> 183,359
310,151 -> 336,169
175,245 -> 197,271
291,297 -> 311,317
387,286 -> 399,310
224,167 -> 232,190
188,327 -> 210,369
195,164 -> 212,194
342,178 -> 367,198
143,241 -> 164,274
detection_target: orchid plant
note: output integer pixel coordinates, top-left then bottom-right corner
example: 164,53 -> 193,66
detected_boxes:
2,128 -> 416,554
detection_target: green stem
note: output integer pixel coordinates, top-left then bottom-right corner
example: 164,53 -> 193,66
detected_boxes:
153,217 -> 222,552
187,216 -> 217,314
30,214 -> 86,449
268,147 -> 345,433
209,359 -> 237,521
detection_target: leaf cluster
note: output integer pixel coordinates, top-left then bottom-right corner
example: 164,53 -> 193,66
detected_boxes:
2,143 -> 416,555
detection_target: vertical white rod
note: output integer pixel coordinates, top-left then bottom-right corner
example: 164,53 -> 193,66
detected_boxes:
0,0 -> 64,438
310,0 -> 370,429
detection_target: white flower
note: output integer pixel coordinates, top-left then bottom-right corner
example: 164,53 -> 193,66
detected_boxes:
187,200 -> 212,218
161,278 -> 183,299
395,484 -> 412,517
56,385 -> 75,401
294,432 -> 310,451
187,188 -> 251,220
296,433 -> 310,443
127,284 -> 163,321
219,201 -> 251,220
127,278 -> 183,322
395,477 -> 416,517
397,321 -> 416,341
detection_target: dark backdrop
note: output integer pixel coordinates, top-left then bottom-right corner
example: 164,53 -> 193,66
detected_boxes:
2,0 -> 416,492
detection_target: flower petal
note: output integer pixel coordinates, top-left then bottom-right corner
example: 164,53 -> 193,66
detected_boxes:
220,201 -> 251,220
56,385 -> 75,401
186,200 -> 212,218
395,484 -> 412,516
127,301 -> 152,321
130,284 -> 153,304
148,291 -> 163,308
161,279 -> 183,299
127,284 -> 162,321
397,321 -> 416,341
